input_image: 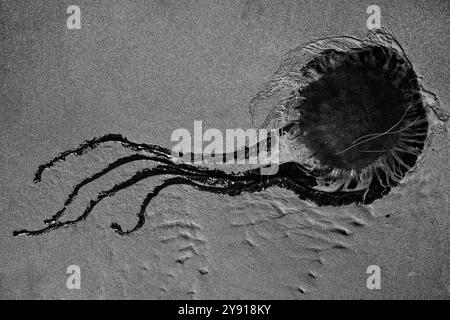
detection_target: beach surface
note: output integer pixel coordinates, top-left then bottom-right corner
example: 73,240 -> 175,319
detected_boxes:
0,0 -> 448,299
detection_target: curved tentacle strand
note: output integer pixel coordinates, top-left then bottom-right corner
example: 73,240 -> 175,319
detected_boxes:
34,134 -> 173,183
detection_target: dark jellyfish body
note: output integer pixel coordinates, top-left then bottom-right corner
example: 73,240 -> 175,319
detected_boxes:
13,29 -> 446,237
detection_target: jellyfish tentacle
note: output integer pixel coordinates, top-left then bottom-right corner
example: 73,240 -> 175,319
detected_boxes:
107,173 -> 270,235
108,175 -> 244,235
350,100 -> 414,145
34,134 -> 173,182
335,116 -> 422,156
16,157 -> 259,237
180,131 -> 284,167
14,164 -> 268,236
13,220 -> 65,237
190,175 -> 271,196
110,177 -> 194,235
15,29 -> 447,238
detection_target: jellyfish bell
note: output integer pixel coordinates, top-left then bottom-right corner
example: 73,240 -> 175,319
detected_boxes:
249,28 -> 448,205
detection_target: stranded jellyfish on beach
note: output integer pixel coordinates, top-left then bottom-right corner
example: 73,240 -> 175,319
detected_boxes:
14,29 -> 448,237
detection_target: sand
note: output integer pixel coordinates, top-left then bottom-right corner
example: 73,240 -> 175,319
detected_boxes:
0,0 -> 448,299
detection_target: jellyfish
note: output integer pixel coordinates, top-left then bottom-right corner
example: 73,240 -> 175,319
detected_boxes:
13,28 -> 448,237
